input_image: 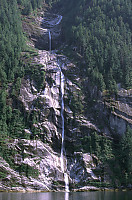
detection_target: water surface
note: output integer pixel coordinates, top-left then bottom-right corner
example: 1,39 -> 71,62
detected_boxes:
0,191 -> 131,200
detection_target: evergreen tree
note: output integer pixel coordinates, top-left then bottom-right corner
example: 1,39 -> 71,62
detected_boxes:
119,126 -> 132,184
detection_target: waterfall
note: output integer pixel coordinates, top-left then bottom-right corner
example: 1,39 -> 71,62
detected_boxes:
60,65 -> 69,192
49,31 -> 51,51
64,173 -> 69,192
65,191 -> 69,200
60,71 -> 65,172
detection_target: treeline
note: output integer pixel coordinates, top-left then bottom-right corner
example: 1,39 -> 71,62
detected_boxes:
58,0 -> 132,92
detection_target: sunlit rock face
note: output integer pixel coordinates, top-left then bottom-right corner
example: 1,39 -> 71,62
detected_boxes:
0,139 -> 100,191
109,90 -> 132,135
0,140 -> 63,192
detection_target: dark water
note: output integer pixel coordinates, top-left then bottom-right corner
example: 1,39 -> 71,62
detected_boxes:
0,191 -> 132,200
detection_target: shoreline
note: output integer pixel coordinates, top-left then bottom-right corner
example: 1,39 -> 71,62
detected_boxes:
0,187 -> 132,193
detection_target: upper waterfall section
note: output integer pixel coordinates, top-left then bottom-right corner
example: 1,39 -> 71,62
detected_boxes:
42,14 -> 63,28
41,13 -> 62,50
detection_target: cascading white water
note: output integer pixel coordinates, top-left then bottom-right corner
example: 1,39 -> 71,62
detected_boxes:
60,71 -> 65,171
60,67 -> 69,192
48,27 -> 69,193
64,173 -> 69,193
65,191 -> 69,200
49,31 -> 51,51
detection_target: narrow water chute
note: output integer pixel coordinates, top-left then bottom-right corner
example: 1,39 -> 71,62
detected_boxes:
60,65 -> 69,192
49,31 -> 51,51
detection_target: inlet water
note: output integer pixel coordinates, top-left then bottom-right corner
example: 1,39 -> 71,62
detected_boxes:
1,191 -> 132,200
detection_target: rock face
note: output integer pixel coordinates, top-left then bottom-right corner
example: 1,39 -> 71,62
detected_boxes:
104,89 -> 132,135
16,50 -> 102,190
0,139 -> 100,191
0,139 -> 61,192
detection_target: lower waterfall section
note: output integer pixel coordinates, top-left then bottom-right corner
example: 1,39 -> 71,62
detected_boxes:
64,173 -> 69,193
60,65 -> 69,192
60,71 -> 65,172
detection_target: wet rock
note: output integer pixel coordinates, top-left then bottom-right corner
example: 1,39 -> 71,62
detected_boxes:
73,186 -> 100,191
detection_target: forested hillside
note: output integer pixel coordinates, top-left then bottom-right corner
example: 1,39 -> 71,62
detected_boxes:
17,0 -> 43,15
54,0 -> 132,92
0,0 -> 44,163
0,0 -> 23,141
